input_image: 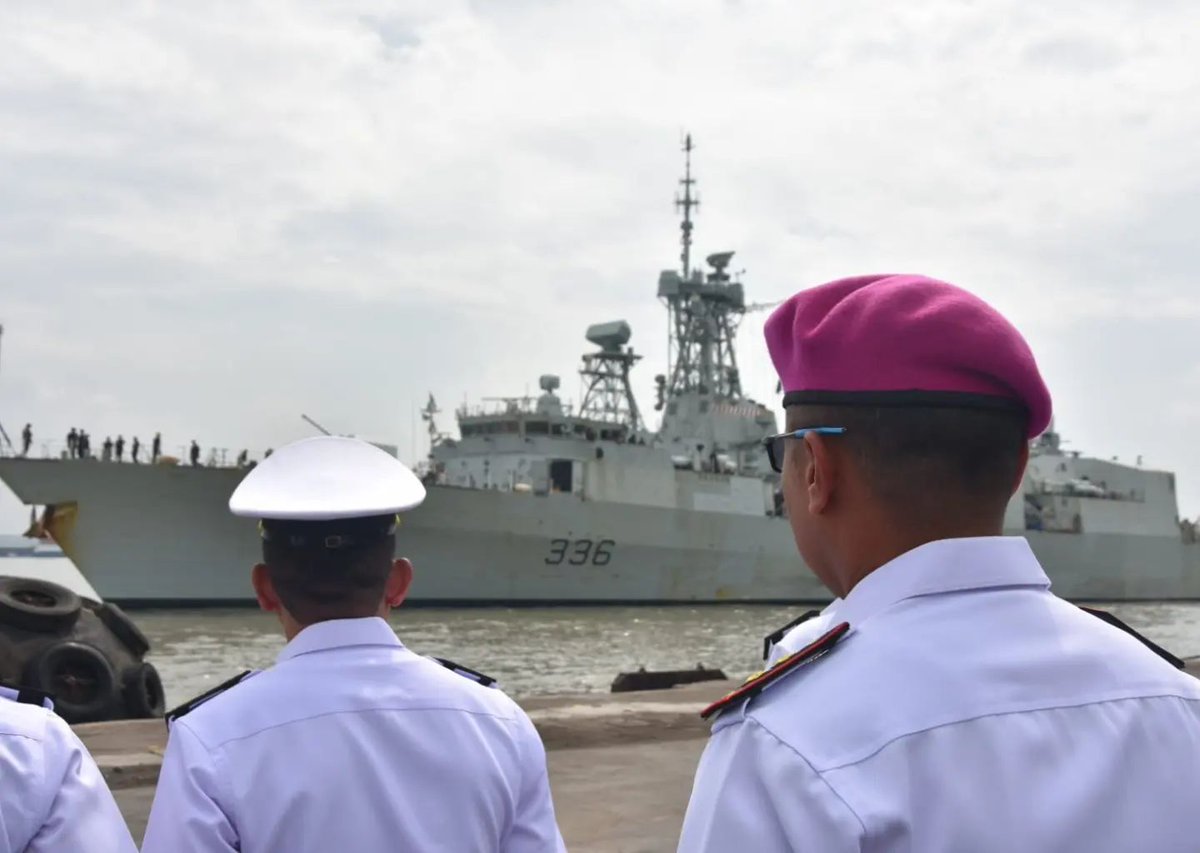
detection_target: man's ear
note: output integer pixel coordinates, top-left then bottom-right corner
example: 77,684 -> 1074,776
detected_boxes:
251,563 -> 280,612
803,431 -> 838,515
385,558 -> 414,608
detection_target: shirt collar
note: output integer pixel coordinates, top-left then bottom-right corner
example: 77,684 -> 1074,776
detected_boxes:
277,616 -> 403,664
834,536 -> 1049,629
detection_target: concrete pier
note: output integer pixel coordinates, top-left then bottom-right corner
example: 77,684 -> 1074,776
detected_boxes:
77,681 -> 729,851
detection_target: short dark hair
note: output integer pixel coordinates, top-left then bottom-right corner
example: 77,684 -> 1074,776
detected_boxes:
787,404 -> 1026,520
261,515 -> 395,624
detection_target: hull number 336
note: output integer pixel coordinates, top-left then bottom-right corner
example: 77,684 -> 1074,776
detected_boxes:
544,538 -> 616,566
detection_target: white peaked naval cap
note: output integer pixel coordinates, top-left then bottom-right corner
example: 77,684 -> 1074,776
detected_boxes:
229,436 -> 427,519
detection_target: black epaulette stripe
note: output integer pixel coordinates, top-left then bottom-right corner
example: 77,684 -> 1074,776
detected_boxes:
18,686 -> 53,709
432,657 -> 497,688
0,681 -> 54,710
1080,606 -> 1185,669
702,622 -> 850,721
165,670 -> 256,727
762,609 -> 821,662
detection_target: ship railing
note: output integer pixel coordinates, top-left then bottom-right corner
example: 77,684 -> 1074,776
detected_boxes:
1030,480 -> 1146,503
457,401 -> 579,419
4,440 -> 273,470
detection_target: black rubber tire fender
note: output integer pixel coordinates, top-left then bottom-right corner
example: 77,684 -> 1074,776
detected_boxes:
122,661 -> 165,718
95,602 -> 151,657
24,641 -> 118,723
0,577 -> 82,633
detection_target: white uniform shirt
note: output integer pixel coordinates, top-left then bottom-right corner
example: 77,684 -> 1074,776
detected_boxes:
0,691 -> 137,853
679,537 -> 1200,852
142,617 -> 565,852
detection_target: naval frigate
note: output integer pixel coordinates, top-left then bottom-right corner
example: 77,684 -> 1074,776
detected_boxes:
1,138 -> 1198,606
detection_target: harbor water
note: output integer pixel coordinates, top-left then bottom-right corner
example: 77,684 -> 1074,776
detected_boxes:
140,603 -> 1200,709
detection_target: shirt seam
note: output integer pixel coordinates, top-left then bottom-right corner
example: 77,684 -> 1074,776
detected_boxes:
798,691 -> 1200,774
744,716 -> 869,836
191,705 -> 523,751
277,639 -> 405,664
174,719 -> 240,837
0,731 -> 42,742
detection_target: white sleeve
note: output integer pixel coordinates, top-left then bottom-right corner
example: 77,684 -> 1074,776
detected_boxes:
141,721 -> 239,853
25,713 -> 138,853
502,713 -> 566,853
677,717 -> 864,853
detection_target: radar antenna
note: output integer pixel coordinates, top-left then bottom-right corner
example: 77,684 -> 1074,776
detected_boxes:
578,321 -> 643,434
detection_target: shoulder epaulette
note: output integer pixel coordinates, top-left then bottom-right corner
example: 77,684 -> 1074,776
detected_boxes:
430,657 -> 498,688
1080,606 -> 1184,669
702,622 -> 850,721
165,670 -> 259,727
0,681 -> 54,710
762,609 -> 822,661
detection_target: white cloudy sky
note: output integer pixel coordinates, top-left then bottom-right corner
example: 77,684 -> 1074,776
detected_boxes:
1,0 -> 1199,534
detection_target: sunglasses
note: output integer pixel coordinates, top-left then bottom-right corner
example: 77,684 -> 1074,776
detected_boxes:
763,427 -> 847,473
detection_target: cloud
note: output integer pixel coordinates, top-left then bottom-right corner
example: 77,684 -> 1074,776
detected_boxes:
1,0 -> 1200,535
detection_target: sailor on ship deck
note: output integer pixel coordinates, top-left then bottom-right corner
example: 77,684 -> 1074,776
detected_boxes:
678,273 -> 1200,852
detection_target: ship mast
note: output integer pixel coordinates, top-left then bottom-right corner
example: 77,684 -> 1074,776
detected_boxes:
675,134 -> 699,279
579,322 -> 643,434
657,136 -> 746,405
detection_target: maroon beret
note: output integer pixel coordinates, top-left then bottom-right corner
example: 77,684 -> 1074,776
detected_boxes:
764,274 -> 1052,437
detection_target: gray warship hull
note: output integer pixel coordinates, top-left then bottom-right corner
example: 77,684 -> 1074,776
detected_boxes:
1,458 -> 1197,606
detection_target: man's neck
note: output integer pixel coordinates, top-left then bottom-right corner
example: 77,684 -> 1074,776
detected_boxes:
836,519 -> 1004,598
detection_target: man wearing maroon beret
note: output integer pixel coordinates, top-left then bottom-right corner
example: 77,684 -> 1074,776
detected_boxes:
678,274 -> 1200,852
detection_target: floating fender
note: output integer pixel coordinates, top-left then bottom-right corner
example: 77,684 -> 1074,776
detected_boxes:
0,577 -> 159,723
610,666 -> 728,693
0,578 -> 82,633
96,602 -> 151,658
24,641 -> 118,723
122,661 -> 165,718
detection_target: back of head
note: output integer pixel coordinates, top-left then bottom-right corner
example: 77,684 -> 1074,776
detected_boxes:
787,403 -> 1027,529
228,436 -> 427,627
260,515 -> 398,623
765,274 -> 1051,588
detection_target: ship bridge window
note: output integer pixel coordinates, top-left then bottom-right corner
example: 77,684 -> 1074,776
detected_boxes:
527,421 -> 549,435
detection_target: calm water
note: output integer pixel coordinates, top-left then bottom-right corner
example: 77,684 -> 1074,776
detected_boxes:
140,603 -> 1200,708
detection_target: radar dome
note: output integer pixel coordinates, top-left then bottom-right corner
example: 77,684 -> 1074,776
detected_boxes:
585,321 -> 632,352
